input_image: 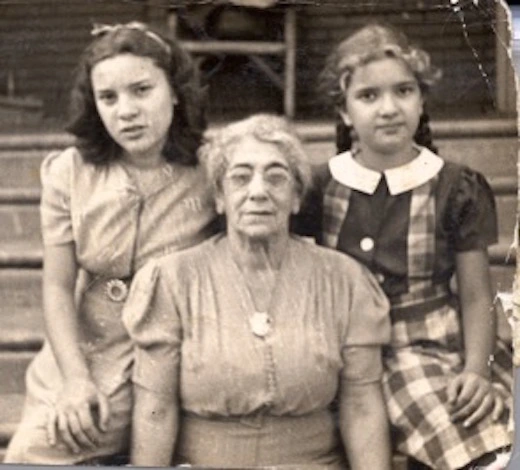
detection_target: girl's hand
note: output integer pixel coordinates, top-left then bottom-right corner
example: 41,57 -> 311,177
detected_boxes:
47,377 -> 110,453
447,371 -> 504,428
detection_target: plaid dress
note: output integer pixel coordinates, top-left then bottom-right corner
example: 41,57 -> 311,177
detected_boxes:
314,148 -> 513,469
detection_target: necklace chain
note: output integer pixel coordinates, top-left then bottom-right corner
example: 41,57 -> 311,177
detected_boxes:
228,243 -> 284,338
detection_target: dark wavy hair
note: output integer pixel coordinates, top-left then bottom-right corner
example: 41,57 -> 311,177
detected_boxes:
66,22 -> 207,166
318,23 -> 441,153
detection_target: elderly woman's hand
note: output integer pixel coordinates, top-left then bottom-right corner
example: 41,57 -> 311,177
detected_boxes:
47,377 -> 110,453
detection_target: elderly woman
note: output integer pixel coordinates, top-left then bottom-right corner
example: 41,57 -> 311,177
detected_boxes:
123,114 -> 392,469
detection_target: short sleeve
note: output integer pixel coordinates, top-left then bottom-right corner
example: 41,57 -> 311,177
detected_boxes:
341,265 -> 390,384
40,149 -> 74,245
122,261 -> 181,396
450,167 -> 498,251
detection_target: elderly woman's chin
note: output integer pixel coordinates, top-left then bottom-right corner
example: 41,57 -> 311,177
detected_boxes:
237,217 -> 290,241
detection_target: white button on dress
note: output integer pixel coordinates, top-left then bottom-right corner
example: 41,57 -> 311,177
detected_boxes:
360,237 -> 374,252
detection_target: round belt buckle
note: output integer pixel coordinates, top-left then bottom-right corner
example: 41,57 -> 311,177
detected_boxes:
105,279 -> 129,302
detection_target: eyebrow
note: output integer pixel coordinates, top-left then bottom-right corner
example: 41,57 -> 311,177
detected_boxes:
394,80 -> 417,86
93,78 -> 153,93
353,79 -> 417,89
130,78 -> 153,86
229,162 -> 290,171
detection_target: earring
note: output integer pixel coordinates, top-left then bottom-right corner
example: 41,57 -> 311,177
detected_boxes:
215,199 -> 224,214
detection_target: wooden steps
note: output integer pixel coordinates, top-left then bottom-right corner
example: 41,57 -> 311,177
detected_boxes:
0,119 -> 516,464
0,269 -> 44,350
0,393 -> 25,447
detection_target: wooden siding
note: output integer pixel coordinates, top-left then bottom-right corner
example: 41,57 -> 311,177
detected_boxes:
297,0 -> 502,119
0,0 -> 149,126
0,0 -> 509,124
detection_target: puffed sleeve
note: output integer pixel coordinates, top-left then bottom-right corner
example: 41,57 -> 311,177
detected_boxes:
341,264 -> 391,384
449,167 -> 498,251
122,261 -> 181,396
40,149 -> 74,245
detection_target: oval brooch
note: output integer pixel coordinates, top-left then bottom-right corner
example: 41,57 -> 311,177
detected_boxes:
250,311 -> 272,338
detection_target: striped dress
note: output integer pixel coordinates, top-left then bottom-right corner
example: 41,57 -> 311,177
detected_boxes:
5,147 -> 217,464
309,147 -> 513,470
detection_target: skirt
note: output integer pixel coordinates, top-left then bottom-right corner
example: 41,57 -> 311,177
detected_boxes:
4,276 -> 134,465
3,342 -> 132,465
383,299 -> 513,469
174,410 -> 347,469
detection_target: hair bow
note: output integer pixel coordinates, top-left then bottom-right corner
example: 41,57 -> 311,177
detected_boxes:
91,21 -> 171,54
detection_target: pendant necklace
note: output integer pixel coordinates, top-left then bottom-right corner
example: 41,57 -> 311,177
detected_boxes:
243,272 -> 275,338
249,311 -> 272,338
229,247 -> 282,339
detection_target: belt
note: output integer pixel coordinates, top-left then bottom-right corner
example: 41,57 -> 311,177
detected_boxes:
104,277 -> 133,302
83,272 -> 133,303
389,283 -> 453,320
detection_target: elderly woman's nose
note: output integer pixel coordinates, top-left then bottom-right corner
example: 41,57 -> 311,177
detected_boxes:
247,172 -> 269,196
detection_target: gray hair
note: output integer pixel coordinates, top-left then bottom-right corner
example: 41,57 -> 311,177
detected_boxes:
199,113 -> 312,198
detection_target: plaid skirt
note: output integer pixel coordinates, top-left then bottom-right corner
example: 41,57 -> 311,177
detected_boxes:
382,296 -> 513,469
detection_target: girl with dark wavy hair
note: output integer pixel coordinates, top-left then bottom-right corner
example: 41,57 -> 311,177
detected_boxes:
67,22 -> 206,166
313,23 -> 513,470
5,21 -> 217,464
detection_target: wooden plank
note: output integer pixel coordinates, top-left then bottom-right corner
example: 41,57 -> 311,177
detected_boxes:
0,189 -> 41,204
0,242 -> 42,268
284,8 -> 297,118
180,40 -> 285,55
0,205 -> 41,243
0,133 -> 72,149
0,353 -> 35,395
0,269 -> 44,350
0,393 -> 25,446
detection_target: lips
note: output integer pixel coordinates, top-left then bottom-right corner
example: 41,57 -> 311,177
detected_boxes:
245,211 -> 273,216
377,123 -> 404,131
243,209 -> 275,218
120,125 -> 146,137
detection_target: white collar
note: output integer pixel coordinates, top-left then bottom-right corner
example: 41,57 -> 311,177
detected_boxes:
328,147 -> 444,196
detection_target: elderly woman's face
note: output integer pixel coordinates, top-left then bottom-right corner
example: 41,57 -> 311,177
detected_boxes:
91,53 -> 176,162
217,136 -> 301,241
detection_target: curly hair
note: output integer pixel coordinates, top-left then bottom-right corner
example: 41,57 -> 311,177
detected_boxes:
199,113 -> 312,199
319,23 -> 441,153
66,22 -> 207,166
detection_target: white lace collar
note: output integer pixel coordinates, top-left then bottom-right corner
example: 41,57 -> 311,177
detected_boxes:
328,147 -> 444,196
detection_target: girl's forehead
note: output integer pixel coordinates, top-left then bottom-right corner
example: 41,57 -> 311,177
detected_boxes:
349,56 -> 417,85
93,53 -> 157,73
91,53 -> 167,86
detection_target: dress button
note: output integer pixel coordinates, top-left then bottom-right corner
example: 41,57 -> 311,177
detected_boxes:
360,237 -> 374,252
375,273 -> 385,283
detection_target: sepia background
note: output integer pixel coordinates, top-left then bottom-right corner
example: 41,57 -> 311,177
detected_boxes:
0,0 -> 517,467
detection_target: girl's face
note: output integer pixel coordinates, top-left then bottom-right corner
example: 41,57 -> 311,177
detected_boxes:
91,53 -> 176,164
341,57 -> 423,159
